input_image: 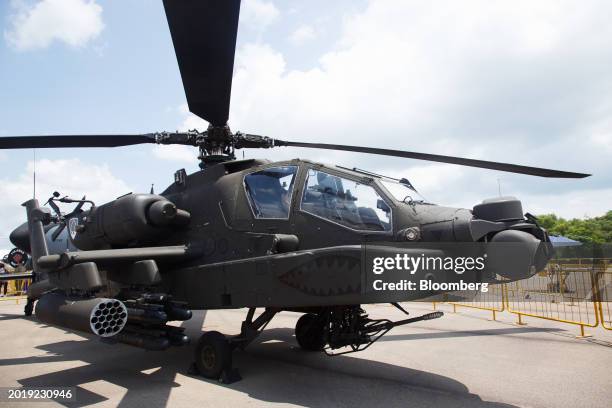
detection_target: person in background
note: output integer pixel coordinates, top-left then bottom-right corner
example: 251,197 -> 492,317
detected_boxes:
0,262 -> 8,296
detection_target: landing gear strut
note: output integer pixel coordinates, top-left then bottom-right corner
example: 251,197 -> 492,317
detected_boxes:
190,307 -> 278,383
24,298 -> 34,316
190,305 -> 443,382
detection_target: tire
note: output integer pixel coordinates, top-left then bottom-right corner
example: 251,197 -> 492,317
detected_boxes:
195,331 -> 232,379
295,313 -> 326,351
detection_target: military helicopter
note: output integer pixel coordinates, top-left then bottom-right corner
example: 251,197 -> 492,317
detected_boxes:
0,1 -> 589,383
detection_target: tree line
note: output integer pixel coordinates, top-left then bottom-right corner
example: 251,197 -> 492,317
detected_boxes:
536,211 -> 611,259
537,211 -> 612,244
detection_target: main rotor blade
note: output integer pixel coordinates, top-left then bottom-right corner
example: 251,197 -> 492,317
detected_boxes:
0,134 -> 158,149
275,140 -> 590,178
163,0 -> 241,127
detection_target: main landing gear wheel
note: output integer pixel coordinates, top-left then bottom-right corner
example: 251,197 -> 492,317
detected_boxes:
194,331 -> 232,380
295,313 -> 326,351
189,308 -> 277,383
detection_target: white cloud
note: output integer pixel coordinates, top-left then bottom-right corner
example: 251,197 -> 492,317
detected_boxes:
4,0 -> 104,51
241,0 -> 279,31
176,103 -> 208,132
152,145 -> 196,164
586,100 -> 612,153
153,105 -> 207,164
0,159 -> 130,250
288,24 -> 317,45
162,1 -> 610,219
218,0 -> 612,218
231,0 -> 612,135
521,188 -> 612,219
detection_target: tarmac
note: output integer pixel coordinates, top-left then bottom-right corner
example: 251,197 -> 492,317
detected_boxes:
0,299 -> 610,408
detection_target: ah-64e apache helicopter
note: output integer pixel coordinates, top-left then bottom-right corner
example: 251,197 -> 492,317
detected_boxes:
0,0 -> 589,382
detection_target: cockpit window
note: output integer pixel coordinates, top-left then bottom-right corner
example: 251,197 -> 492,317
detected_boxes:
380,179 -> 431,204
301,169 -> 391,232
244,166 -> 297,219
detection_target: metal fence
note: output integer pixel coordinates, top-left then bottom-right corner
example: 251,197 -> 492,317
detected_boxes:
595,271 -> 612,330
505,265 -> 599,336
438,259 -> 611,336
447,283 -> 505,320
0,276 -> 31,304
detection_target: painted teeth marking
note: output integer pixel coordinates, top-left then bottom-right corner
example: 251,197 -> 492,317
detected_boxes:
278,255 -> 361,296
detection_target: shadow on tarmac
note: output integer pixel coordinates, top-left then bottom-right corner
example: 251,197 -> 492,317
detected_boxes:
379,326 -> 563,342
0,313 -> 29,321
2,311 -> 518,408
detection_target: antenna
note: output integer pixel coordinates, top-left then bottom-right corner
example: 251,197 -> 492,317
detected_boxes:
497,178 -> 502,197
33,148 -> 36,199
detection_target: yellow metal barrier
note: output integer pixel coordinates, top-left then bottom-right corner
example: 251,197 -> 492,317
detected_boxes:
596,271 -> 612,330
447,283 -> 505,320
9,278 -> 30,295
1,263 -> 32,300
0,280 -> 30,304
0,295 -> 27,304
506,261 -> 602,336
428,259 -> 612,335
0,271 -> 31,304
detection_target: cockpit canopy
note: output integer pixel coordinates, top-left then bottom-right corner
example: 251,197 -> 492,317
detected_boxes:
244,166 -> 297,219
244,165 -> 392,232
301,169 -> 390,231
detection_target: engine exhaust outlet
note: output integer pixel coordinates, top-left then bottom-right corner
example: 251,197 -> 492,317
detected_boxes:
35,293 -> 128,338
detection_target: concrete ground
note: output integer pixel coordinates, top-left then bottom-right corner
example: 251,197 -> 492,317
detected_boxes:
0,300 -> 610,408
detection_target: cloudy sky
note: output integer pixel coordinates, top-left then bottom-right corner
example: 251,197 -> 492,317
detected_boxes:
1,0 -> 611,254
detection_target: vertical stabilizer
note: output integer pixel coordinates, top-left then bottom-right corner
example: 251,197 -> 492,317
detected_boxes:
22,199 -> 49,273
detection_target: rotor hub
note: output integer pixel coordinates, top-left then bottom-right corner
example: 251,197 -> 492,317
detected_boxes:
197,124 -> 235,167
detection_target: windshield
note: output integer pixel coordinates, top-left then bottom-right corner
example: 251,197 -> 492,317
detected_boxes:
244,166 -> 297,219
380,179 -> 431,204
301,169 -> 391,231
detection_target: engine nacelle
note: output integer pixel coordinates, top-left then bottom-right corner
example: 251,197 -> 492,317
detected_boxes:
72,194 -> 190,250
